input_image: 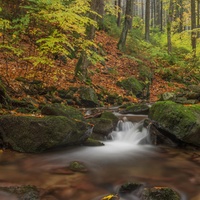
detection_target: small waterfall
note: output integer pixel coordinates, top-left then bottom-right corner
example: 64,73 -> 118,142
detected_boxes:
110,117 -> 148,144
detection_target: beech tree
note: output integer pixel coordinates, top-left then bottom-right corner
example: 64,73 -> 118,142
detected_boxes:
167,0 -> 174,54
117,0 -> 133,51
145,0 -> 150,41
75,0 -> 104,80
198,0 -> 200,38
191,0 -> 196,53
0,0 -> 102,81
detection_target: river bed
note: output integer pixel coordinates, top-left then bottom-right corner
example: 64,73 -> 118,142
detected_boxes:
0,117 -> 200,200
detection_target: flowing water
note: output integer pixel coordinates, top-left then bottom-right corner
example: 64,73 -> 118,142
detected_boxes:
0,116 -> 200,200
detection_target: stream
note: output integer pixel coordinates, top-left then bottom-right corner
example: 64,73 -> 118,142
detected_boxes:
0,115 -> 200,200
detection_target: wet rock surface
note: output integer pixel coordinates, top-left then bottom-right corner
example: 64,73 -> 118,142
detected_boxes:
148,101 -> 200,147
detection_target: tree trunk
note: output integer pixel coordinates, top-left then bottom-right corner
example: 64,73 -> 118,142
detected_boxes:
167,0 -> 174,54
197,0 -> 200,38
74,0 -> 103,81
191,0 -> 196,53
145,0 -> 150,41
117,0 -> 122,27
160,0 -> 163,32
117,0 -> 133,51
150,0 -> 154,27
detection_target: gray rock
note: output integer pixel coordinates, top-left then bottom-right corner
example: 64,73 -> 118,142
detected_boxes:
160,92 -> 175,101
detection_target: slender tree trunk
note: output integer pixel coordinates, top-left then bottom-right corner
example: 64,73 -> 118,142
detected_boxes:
145,0 -> 150,41
178,0 -> 184,33
117,0 -> 122,27
160,0 -> 163,31
197,0 -> 200,38
191,0 -> 196,53
150,0 -> 154,27
167,0 -> 174,54
97,0 -> 104,29
117,0 -> 133,51
155,0 -> 161,27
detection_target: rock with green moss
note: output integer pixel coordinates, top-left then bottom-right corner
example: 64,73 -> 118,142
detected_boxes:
69,161 -> 88,172
0,115 -> 90,153
119,182 -> 143,194
149,101 -> 200,147
142,187 -> 180,200
88,111 -> 118,139
92,118 -> 113,137
0,185 -> 39,200
40,103 -> 84,120
78,86 -> 99,107
117,76 -> 144,96
101,111 -> 119,126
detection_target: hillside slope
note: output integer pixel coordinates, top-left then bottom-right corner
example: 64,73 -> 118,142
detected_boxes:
0,31 -> 184,106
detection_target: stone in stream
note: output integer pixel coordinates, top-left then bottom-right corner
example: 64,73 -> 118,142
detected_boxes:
0,185 -> 39,200
0,115 -> 91,153
148,101 -> 200,147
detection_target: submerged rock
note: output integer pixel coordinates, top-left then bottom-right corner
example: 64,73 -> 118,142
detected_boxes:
0,185 -> 39,200
0,115 -> 90,153
148,101 -> 200,147
102,183 -> 180,200
142,187 -> 180,200
69,161 -> 88,172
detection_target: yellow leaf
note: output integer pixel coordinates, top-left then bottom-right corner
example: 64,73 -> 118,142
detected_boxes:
101,194 -> 119,200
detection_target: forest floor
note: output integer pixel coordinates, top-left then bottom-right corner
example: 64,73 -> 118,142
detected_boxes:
0,31 -> 184,106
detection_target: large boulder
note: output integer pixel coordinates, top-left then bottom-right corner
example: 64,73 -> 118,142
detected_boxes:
148,101 -> 200,147
88,111 -> 118,140
0,115 -> 90,153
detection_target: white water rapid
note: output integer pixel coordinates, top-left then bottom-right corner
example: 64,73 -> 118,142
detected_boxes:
111,117 -> 148,143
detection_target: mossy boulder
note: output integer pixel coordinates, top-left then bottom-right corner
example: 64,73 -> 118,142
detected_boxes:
101,111 -> 119,126
0,115 -> 90,153
118,182 -> 180,200
119,182 -> 143,194
117,76 -> 144,96
78,86 -> 99,107
142,187 -> 180,200
88,111 -> 118,139
0,185 -> 39,200
92,118 -> 113,138
40,103 -> 84,120
149,101 -> 200,147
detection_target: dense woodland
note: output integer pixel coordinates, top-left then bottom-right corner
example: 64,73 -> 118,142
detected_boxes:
0,0 -> 200,109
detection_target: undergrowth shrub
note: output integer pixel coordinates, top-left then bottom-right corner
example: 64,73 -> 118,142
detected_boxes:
102,15 -> 121,37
